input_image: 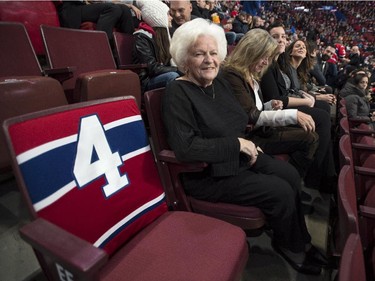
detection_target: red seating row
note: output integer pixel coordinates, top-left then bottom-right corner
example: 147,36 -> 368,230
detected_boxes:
2,95 -> 249,280
0,22 -> 141,172
0,1 -> 100,56
336,99 -> 375,280
0,22 -> 142,103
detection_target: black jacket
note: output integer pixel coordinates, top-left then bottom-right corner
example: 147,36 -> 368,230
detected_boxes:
260,62 -> 290,107
232,16 -> 249,34
133,30 -> 177,91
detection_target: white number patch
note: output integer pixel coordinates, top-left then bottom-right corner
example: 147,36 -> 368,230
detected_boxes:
73,115 -> 129,198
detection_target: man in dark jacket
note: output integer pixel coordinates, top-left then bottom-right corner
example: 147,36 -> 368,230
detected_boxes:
232,11 -> 249,34
319,46 -> 338,88
343,45 -> 362,68
169,0 -> 198,36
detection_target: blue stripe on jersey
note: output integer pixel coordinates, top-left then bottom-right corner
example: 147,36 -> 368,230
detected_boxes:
97,194 -> 166,249
19,120 -> 149,204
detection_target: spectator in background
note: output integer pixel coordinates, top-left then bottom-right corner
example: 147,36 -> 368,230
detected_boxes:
335,65 -> 357,91
232,11 -> 249,35
307,41 -> 335,97
115,0 -> 142,28
221,29 -> 319,188
191,0 -> 239,45
169,0 -> 197,36
319,46 -> 338,88
307,41 -> 327,87
57,1 -> 134,44
133,0 -> 179,92
250,16 -> 265,29
261,22 -> 336,192
334,36 -> 346,63
191,0 -> 211,18
340,73 -> 375,129
342,45 -> 362,68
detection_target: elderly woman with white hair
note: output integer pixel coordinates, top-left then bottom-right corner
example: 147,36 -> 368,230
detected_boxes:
162,18 -> 325,275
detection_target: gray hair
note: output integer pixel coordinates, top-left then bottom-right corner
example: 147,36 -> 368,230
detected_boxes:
170,18 -> 227,71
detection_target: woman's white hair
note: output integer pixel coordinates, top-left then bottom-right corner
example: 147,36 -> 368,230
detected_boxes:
170,18 -> 227,71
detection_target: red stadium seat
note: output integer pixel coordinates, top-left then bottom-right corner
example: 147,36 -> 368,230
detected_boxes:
3,96 -> 249,281
0,76 -> 68,174
338,233 -> 366,281
338,134 -> 351,169
144,88 -> 266,233
0,22 -> 74,82
113,32 -> 147,73
0,22 -> 42,77
336,165 -> 359,254
0,1 -> 60,55
41,25 -> 141,104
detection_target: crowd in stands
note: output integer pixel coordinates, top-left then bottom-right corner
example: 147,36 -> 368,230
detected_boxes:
55,0 -> 374,95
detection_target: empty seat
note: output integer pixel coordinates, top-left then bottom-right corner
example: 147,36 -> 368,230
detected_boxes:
0,22 -> 43,77
3,96 -> 248,281
113,31 -> 147,72
0,76 -> 68,173
0,2 -> 60,55
41,25 -> 141,104
0,22 -> 74,82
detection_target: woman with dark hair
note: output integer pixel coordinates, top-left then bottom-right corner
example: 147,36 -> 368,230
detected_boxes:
340,73 -> 375,128
261,22 -> 336,192
133,0 -> 179,92
279,40 -> 336,109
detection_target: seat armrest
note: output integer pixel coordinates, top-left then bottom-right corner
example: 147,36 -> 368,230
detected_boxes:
158,150 -> 207,171
158,150 -> 179,164
350,128 -> 375,136
43,66 -> 76,83
352,142 -> 375,152
349,117 -> 372,124
354,166 -> 375,176
20,218 -> 108,277
118,64 -> 148,73
359,205 -> 375,219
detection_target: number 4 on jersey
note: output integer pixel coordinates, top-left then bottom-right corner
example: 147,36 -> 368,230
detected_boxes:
73,115 -> 129,198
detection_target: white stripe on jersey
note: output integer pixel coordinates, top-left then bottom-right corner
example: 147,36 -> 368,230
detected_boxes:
94,192 -> 166,248
16,115 -> 142,164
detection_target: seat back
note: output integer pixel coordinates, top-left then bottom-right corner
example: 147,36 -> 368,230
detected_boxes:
0,1 -> 60,55
340,117 -> 349,135
144,88 -> 266,230
77,70 -> 142,108
0,22 -> 42,77
3,96 -> 168,257
113,32 -> 136,66
339,134 -> 352,169
339,106 -> 347,118
338,233 -> 366,281
0,76 -> 68,172
143,88 -> 185,209
337,165 -> 359,253
41,25 -> 117,96
113,31 -> 148,74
